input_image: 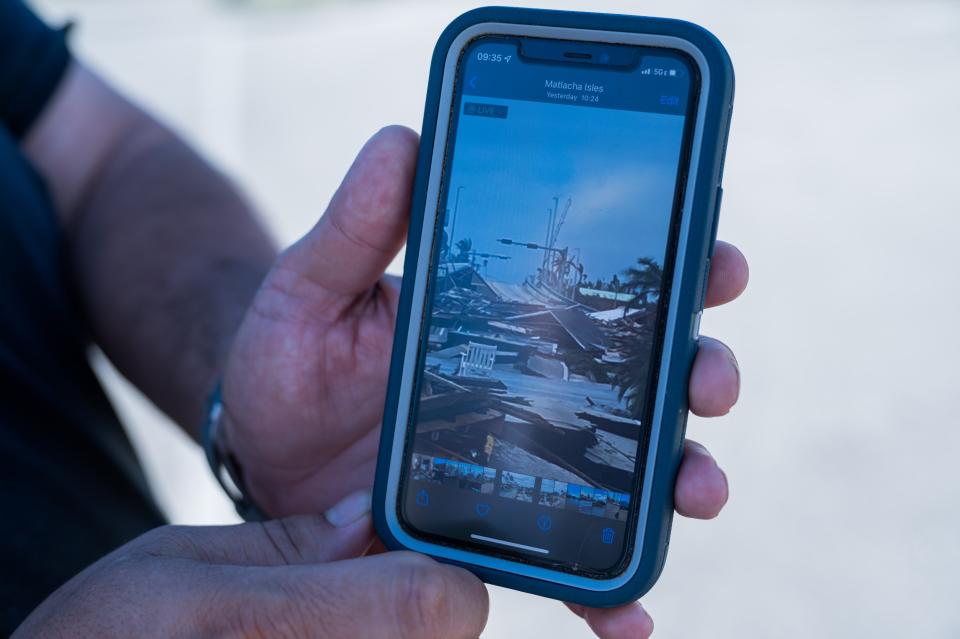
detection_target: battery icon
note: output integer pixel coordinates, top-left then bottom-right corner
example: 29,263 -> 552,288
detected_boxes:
668,69 -> 677,76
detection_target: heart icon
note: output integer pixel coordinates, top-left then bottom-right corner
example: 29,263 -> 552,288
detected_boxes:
475,503 -> 491,517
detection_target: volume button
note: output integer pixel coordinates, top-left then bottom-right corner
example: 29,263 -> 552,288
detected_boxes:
697,257 -> 711,312
708,186 -> 723,257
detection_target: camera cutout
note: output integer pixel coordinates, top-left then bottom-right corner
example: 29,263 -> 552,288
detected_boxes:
519,37 -> 640,68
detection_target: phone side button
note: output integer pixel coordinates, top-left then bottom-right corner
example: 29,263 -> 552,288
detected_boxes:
708,186 -> 723,258
696,258 -> 711,312
692,311 -> 702,340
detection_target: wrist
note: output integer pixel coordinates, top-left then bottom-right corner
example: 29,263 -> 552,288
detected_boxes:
216,409 -> 313,519
202,381 -> 267,521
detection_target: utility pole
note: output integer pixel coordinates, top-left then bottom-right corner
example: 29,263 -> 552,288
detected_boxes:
448,185 -> 465,260
544,196 -> 559,271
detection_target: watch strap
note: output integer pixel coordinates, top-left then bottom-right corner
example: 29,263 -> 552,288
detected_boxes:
201,381 -> 267,521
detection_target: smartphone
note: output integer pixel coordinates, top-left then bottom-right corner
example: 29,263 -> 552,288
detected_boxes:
373,7 -> 734,607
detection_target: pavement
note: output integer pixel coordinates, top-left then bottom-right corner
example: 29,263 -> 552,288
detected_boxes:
33,0 -> 960,636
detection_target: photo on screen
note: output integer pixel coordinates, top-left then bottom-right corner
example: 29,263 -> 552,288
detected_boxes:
411,454 -> 446,484
615,491 -> 631,522
578,486 -> 596,515
538,478 -> 568,508
442,460 -> 458,476
458,463 -> 489,493
565,483 -> 582,512
592,489 -> 609,517
499,470 -> 536,502
605,491 -> 625,520
480,466 -> 497,494
409,58 -> 685,519
411,453 -> 430,482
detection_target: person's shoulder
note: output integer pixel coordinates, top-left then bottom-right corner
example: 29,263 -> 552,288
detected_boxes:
0,1 -> 72,139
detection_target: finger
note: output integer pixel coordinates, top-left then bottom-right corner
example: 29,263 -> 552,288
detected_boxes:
704,240 -> 749,308
148,489 -> 375,566
229,552 -> 489,639
689,336 -> 740,417
566,601 -> 654,639
281,125 -> 419,296
675,440 -> 729,519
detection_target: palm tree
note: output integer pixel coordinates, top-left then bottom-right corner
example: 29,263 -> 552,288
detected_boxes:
621,257 -> 662,312
609,310 -> 657,419
608,257 -> 663,419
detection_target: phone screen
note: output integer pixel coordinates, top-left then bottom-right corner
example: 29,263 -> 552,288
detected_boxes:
398,35 -> 697,576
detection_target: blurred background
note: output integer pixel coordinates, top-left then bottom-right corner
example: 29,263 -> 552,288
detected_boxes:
31,0 -> 960,636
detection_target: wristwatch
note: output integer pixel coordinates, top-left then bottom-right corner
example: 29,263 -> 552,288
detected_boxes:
202,381 -> 266,521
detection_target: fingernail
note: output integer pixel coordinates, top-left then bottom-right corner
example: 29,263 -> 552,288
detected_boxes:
719,466 -> 731,508
684,439 -> 713,459
630,603 -> 655,637
641,604 -> 654,636
720,342 -> 740,378
324,489 -> 372,528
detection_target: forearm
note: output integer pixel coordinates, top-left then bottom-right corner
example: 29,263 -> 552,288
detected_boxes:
25,63 -> 277,435
72,125 -> 276,434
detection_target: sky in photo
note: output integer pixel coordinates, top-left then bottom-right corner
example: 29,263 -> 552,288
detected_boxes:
445,97 -> 685,285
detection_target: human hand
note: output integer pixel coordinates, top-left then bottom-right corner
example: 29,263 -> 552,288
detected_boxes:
13,495 -> 489,639
221,126 -> 748,637
219,127 -> 419,517
563,238 -> 747,638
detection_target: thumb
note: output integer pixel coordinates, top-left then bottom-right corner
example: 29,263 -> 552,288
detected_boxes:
234,552 -> 490,639
148,489 -> 375,566
281,125 -> 419,297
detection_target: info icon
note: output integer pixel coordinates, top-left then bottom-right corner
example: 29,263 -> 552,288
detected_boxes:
415,489 -> 429,507
601,527 -> 615,545
536,514 -> 552,532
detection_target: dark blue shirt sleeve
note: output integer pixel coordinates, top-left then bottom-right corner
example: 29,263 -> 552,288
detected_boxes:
0,1 -> 71,139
